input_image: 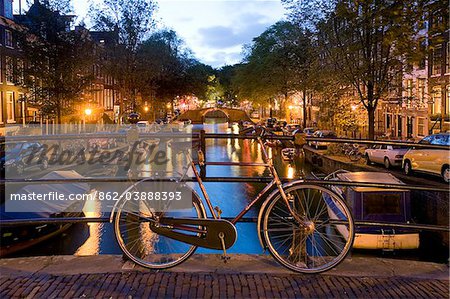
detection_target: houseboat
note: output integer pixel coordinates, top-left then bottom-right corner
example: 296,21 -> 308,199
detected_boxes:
324,170 -> 419,251
0,171 -> 88,257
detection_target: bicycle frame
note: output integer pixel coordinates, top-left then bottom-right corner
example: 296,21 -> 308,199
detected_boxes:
188,136 -> 297,225
110,133 -> 300,228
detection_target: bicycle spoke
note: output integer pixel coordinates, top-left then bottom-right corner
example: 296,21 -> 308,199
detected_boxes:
263,185 -> 354,273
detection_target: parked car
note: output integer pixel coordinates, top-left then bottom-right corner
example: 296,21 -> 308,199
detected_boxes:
136,121 -> 150,133
2,142 -> 49,175
402,133 -> 450,183
266,118 -> 277,128
291,127 -> 314,136
284,124 -> 302,135
303,127 -> 316,137
310,130 -> 336,149
364,144 -> 409,169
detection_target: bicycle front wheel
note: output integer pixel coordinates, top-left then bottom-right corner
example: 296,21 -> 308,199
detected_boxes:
262,184 -> 354,273
349,152 -> 361,162
114,184 -> 205,269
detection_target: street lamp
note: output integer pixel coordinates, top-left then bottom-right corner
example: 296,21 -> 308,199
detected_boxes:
144,106 -> 149,112
85,108 -> 92,116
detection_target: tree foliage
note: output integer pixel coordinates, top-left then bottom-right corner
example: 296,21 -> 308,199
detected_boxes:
233,21 -> 315,118
89,0 -> 157,113
137,29 -> 215,104
17,2 -> 95,123
285,0 -> 427,139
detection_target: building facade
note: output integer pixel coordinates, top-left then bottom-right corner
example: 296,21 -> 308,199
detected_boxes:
428,2 -> 449,133
0,0 -> 29,130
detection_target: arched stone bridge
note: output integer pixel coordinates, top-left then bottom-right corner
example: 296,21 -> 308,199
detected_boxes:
176,108 -> 253,124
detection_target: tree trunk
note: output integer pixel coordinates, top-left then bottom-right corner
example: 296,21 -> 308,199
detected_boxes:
367,82 -> 376,140
367,106 -> 375,140
302,90 -> 307,129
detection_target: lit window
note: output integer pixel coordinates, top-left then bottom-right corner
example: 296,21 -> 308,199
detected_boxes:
417,118 -> 425,136
0,93 -> 3,123
6,92 -> 15,122
447,85 -> 450,115
417,78 -> 426,105
432,86 -> 442,115
5,56 -> 14,83
406,79 -> 413,107
446,43 -> 450,74
17,59 -> 24,84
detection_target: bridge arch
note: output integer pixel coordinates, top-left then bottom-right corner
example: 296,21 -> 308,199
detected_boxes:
176,107 -> 253,124
202,108 -> 230,123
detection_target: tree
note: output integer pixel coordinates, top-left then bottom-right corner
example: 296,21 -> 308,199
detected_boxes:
17,2 -> 95,124
285,0 -> 426,139
28,0 -> 74,14
89,0 -> 157,116
136,29 -> 213,109
234,21 -> 314,119
217,65 -> 239,107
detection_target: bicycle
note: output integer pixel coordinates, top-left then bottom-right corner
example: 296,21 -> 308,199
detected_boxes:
112,126 -> 355,274
342,143 -> 362,162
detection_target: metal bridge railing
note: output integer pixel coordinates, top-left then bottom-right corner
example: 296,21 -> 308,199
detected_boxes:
0,131 -> 449,233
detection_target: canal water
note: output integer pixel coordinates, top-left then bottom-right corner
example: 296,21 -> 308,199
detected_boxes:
10,121 -> 449,264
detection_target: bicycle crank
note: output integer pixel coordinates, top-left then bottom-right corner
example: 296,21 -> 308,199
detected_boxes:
150,218 -> 237,250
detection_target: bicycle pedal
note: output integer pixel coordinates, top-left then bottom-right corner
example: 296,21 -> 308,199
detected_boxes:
221,255 -> 231,263
218,232 -> 230,263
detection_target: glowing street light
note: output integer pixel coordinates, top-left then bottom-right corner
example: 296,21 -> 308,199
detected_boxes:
144,106 -> 149,112
85,108 -> 92,116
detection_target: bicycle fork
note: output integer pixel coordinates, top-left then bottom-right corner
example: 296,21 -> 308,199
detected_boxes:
258,137 -> 311,231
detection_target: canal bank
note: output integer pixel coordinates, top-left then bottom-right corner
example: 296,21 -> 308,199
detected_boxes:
303,146 -> 450,254
0,255 -> 448,298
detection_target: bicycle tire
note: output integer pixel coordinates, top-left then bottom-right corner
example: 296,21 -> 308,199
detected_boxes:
114,183 -> 206,269
262,184 -> 354,273
349,151 -> 361,162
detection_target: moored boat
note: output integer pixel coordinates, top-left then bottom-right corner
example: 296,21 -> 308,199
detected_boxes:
322,170 -> 419,251
0,171 -> 89,257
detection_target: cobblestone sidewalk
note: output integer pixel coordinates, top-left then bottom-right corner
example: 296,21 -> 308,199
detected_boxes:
1,271 -> 448,298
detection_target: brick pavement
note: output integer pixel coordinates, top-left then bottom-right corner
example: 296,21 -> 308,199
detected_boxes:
1,271 -> 448,298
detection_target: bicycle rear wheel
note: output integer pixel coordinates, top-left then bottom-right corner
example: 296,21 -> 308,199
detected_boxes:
262,184 -> 354,273
114,184 -> 205,269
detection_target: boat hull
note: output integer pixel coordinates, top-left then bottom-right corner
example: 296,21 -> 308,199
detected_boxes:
353,232 -> 419,250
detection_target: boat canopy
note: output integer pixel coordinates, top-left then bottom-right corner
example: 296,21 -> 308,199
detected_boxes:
336,172 -> 407,192
2,170 -> 90,218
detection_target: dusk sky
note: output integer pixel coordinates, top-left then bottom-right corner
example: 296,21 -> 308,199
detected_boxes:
15,0 -> 288,68
152,1 -> 287,67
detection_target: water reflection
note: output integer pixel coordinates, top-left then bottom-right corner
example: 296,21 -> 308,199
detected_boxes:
75,196 -> 101,256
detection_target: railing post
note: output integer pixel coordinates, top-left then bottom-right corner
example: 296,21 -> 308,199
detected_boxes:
200,129 -> 206,179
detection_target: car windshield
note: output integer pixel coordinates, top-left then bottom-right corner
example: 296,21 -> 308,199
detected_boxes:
431,135 -> 450,146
